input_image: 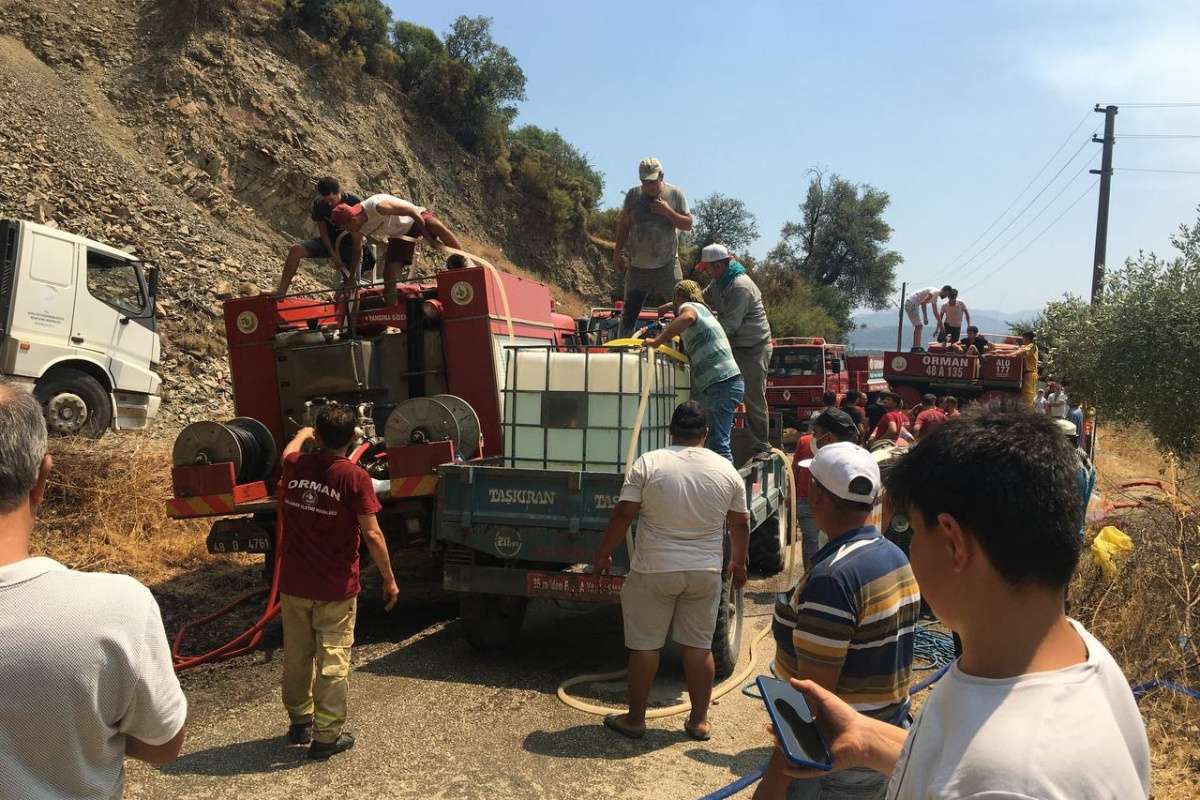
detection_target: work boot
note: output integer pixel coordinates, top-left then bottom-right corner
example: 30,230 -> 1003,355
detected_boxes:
308,732 -> 355,760
287,721 -> 313,745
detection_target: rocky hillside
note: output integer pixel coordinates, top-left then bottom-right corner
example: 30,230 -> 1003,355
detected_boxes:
0,0 -> 608,430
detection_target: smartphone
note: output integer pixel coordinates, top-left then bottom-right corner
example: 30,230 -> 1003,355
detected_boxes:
757,676 -> 834,771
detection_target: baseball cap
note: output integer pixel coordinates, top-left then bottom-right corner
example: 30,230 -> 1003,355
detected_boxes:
922,393 -> 937,404
812,408 -> 858,439
1054,418 -> 1078,437
670,400 -> 707,434
639,157 -> 663,181
698,243 -> 732,265
798,441 -> 881,504
330,202 -> 363,226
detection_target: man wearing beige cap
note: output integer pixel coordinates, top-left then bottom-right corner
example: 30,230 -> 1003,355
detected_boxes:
614,157 -> 693,337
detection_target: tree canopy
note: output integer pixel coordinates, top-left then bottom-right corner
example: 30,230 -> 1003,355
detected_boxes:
1031,207 -> 1200,455
690,193 -> 760,254
769,171 -> 900,311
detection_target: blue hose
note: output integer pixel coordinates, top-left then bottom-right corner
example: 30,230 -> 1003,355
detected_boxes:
693,768 -> 767,800
1130,679 -> 1200,701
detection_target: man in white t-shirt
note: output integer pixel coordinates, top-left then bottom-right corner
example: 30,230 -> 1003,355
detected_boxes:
0,382 -> 188,799
1046,380 -> 1070,419
592,401 -> 749,742
903,285 -> 951,351
772,409 -> 1150,799
332,193 -> 465,305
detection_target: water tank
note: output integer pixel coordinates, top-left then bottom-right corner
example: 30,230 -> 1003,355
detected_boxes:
502,347 -> 691,472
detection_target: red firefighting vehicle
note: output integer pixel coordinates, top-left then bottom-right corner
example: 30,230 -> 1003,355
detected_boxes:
881,333 -> 1027,407
767,337 -> 886,428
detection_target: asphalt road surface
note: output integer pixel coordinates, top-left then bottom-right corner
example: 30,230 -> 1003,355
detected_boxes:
124,577 -> 794,800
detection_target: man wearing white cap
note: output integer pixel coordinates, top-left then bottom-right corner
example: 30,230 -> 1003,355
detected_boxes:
759,441 -> 919,800
613,157 -> 693,338
700,243 -> 774,457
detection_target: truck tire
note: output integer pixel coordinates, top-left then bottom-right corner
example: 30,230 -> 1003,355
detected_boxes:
34,369 -> 111,438
711,571 -> 745,680
748,513 -> 786,576
460,594 -> 528,651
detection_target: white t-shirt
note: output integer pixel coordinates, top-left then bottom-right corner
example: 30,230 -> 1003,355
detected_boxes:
888,619 -> 1150,800
906,286 -> 941,307
0,557 -> 188,800
619,446 -> 747,572
360,193 -> 426,240
1046,390 -> 1070,418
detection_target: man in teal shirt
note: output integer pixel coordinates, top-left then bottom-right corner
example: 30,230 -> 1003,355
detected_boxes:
645,280 -> 744,462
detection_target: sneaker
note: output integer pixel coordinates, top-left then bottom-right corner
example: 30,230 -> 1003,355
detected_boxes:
287,721 -> 313,745
910,346 -> 925,353
308,732 -> 355,760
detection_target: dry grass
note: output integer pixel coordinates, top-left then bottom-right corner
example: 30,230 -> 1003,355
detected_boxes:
33,435 -> 261,634
1070,422 -> 1200,797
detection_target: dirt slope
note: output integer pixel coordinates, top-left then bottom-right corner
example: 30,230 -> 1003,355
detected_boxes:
0,0 -> 608,428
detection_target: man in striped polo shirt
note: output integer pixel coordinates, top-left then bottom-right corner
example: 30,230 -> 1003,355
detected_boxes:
757,441 -> 919,800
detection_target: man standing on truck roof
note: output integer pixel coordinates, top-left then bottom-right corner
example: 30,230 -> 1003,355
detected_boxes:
331,194 -> 465,307
903,285 -> 951,352
277,405 -> 400,760
700,243 -> 774,459
644,280 -> 744,462
614,157 -> 693,339
0,382 -> 188,797
937,288 -> 970,345
276,177 -> 375,297
791,408 -> 861,570
592,401 -> 749,742
1014,331 -> 1040,408
757,441 -> 919,800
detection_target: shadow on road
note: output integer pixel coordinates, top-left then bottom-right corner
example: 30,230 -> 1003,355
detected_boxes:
684,744 -> 773,774
162,735 -> 309,776
522,723 -> 678,760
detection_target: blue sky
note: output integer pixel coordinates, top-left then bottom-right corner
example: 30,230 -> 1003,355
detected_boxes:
386,1 -> 1200,313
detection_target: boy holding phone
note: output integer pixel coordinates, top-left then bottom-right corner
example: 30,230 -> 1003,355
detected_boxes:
757,443 -> 920,799
774,411 -> 1151,799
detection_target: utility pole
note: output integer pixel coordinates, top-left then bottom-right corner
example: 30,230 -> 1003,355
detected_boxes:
1090,104 -> 1118,304
896,281 -> 906,351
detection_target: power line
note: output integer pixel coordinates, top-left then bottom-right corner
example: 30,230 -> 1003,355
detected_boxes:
1102,102 -> 1200,108
963,178 -> 1099,294
1117,134 -> 1200,139
919,109 -> 1094,283
958,154 -> 1099,283
942,131 -> 1098,282
1116,167 -> 1200,175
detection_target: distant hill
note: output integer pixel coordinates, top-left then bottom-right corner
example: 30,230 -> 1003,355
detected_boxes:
847,308 -> 1041,352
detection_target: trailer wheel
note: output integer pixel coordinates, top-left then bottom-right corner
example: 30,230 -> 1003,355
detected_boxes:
460,594 -> 528,651
748,513 -> 787,576
711,571 -> 745,680
34,368 -> 111,438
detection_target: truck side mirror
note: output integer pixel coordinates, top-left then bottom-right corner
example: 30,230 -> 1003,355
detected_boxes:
830,359 -> 843,373
147,266 -> 160,301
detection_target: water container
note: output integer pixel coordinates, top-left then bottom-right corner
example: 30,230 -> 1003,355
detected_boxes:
502,346 -> 692,473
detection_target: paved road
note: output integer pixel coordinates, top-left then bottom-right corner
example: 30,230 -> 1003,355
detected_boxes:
125,579 -> 791,800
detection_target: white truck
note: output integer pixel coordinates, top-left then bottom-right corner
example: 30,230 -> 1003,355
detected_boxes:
0,219 -> 162,436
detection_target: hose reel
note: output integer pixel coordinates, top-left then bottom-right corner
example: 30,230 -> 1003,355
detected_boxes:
172,417 -> 278,484
384,394 -> 481,458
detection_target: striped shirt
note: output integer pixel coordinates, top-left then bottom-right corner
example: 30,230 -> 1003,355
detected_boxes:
772,526 -> 920,724
679,302 -> 740,393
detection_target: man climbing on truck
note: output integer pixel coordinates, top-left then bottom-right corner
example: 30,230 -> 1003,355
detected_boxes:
591,401 -> 749,742
276,176 -> 374,297
331,194 -> 465,306
277,405 -> 400,760
937,288 -> 970,344
644,280 -> 744,462
903,285 -> 951,352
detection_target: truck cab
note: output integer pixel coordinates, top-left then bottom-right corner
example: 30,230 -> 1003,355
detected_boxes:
767,336 -> 847,429
0,219 -> 161,436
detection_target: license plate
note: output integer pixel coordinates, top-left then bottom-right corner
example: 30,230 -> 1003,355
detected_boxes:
526,571 -> 624,600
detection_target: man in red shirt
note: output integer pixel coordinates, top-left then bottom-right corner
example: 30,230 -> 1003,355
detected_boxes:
278,405 -> 399,760
868,391 -> 909,445
792,409 -> 860,568
913,393 -> 948,440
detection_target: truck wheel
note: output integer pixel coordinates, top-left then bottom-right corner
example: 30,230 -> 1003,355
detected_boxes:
460,594 -> 528,651
34,369 -> 111,438
748,513 -> 787,576
711,572 -> 745,680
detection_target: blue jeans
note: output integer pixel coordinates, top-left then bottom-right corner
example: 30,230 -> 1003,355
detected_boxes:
697,375 -> 744,463
785,767 -> 887,799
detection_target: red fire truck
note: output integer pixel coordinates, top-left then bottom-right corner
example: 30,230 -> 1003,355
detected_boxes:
846,354 -> 887,396
881,333 -> 1027,408
766,337 -> 850,428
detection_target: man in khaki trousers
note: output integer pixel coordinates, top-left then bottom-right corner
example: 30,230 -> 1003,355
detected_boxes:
277,405 -> 399,759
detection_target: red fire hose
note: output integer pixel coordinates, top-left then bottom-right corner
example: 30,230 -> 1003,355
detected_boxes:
171,499 -> 285,672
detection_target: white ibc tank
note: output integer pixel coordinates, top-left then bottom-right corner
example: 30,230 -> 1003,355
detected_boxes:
502,347 -> 691,472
